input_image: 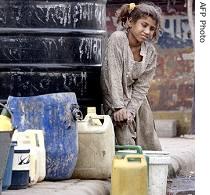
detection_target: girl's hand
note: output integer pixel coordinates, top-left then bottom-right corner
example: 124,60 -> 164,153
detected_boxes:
127,111 -> 134,125
113,108 -> 134,123
113,108 -> 128,122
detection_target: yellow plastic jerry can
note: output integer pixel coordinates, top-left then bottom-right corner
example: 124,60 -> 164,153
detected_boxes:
0,103 -> 13,132
111,154 -> 148,195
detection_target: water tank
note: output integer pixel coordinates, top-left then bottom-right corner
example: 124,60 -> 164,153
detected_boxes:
0,0 -> 107,114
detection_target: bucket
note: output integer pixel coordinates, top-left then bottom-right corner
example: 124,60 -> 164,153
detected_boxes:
7,92 -> 79,180
9,146 -> 30,190
2,141 -> 17,191
72,112 -> 115,179
12,129 -> 46,184
111,154 -> 148,195
143,151 -> 170,195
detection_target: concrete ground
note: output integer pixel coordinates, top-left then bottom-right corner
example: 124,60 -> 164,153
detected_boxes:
167,176 -> 195,195
2,180 -> 111,195
2,136 -> 195,195
160,135 -> 195,178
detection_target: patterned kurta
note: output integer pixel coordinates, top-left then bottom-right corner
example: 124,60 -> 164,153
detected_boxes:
101,31 -> 162,150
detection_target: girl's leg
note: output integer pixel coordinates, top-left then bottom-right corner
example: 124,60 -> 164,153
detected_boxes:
136,98 -> 162,150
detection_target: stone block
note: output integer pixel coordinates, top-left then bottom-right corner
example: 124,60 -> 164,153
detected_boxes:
155,119 -> 177,137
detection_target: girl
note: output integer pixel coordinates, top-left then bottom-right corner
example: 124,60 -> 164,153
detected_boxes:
101,2 -> 162,150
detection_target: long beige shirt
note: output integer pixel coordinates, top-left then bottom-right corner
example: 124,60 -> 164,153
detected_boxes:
101,31 -> 157,117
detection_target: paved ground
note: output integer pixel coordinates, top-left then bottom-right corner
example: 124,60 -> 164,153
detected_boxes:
2,180 -> 110,195
1,136 -> 195,195
160,135 -> 195,178
167,176 -> 195,195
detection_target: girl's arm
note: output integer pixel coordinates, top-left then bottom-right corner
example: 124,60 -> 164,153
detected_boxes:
102,32 -> 125,110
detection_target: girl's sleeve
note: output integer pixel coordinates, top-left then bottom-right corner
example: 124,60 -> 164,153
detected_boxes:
126,48 -> 157,116
102,32 -> 125,110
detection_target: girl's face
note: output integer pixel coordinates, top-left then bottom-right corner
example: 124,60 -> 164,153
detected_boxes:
128,16 -> 156,44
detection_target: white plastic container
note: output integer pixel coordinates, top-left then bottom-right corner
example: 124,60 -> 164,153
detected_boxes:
72,109 -> 115,179
12,129 -> 46,184
24,129 -> 46,182
143,151 -> 171,195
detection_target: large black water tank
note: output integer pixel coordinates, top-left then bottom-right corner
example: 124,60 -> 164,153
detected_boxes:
0,0 -> 107,114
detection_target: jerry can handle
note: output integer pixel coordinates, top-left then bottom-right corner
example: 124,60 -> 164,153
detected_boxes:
87,115 -> 111,127
88,115 -> 105,125
89,115 -> 105,120
115,145 -> 142,154
124,154 -> 145,162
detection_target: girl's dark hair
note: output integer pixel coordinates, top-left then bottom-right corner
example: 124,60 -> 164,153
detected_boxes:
116,2 -> 162,41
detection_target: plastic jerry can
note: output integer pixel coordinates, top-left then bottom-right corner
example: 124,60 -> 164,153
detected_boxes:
24,129 -> 46,182
9,146 -> 30,190
111,145 -> 148,195
115,145 -> 149,177
12,130 -> 40,185
72,107 -> 115,179
0,114 -> 12,131
111,154 -> 148,195
0,103 -> 13,132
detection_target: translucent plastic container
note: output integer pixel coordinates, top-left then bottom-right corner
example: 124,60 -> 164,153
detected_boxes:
72,113 -> 115,179
12,129 -> 46,184
143,151 -> 170,195
24,129 -> 46,182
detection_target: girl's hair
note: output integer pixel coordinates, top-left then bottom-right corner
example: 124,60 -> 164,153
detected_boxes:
115,2 -> 162,41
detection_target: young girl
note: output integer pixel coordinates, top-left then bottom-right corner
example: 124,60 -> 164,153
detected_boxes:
101,2 -> 162,150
